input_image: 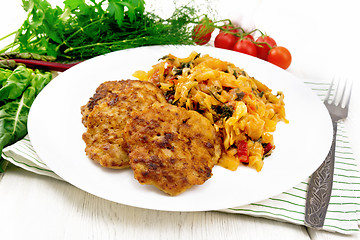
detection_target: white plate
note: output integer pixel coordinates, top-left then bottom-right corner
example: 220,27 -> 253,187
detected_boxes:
28,45 -> 333,211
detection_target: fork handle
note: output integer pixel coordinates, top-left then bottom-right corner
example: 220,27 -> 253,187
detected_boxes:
304,121 -> 337,228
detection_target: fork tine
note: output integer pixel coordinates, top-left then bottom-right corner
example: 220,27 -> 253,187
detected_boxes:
344,81 -> 352,109
331,79 -> 340,105
324,78 -> 334,103
338,80 -> 347,106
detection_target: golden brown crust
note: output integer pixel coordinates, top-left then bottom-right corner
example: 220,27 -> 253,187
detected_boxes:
123,102 -> 221,196
81,80 -> 167,169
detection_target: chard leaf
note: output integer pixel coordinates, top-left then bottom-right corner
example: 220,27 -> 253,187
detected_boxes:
31,70 -> 52,95
0,66 -> 33,101
0,91 -> 31,154
0,68 -> 52,156
0,157 -> 7,172
0,68 -> 12,86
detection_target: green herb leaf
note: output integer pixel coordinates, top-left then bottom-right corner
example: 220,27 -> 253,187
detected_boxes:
107,0 -> 125,27
211,104 -> 234,120
258,91 -> 264,98
64,0 -> 86,11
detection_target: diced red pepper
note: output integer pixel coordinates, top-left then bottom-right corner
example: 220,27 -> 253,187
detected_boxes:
263,143 -> 273,155
168,76 -> 178,85
237,140 -> 249,163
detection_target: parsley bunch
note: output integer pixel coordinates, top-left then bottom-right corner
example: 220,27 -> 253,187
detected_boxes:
1,0 -> 203,61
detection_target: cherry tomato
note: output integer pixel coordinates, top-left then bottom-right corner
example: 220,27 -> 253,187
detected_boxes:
233,39 -> 257,57
214,32 -> 238,50
192,19 -> 214,45
192,24 -> 212,45
255,36 -> 277,60
267,46 -> 292,69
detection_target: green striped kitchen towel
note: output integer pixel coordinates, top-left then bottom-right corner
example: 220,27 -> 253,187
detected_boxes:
1,136 -> 61,180
1,81 -> 359,234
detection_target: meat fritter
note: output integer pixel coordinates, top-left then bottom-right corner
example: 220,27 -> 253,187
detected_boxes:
123,102 -> 221,196
80,80 -> 119,127
81,80 -> 167,169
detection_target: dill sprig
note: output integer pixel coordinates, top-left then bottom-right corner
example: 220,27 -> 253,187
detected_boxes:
0,0 -> 206,61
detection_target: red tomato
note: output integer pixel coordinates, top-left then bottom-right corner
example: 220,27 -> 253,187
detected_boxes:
267,46 -> 292,69
192,24 -> 212,45
255,36 -> 277,60
192,19 -> 214,45
233,39 -> 257,57
214,32 -> 238,50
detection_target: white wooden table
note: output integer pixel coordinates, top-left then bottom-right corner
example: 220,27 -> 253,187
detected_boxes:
1,0 -> 359,239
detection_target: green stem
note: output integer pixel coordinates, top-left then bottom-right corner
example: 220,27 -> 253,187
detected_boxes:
0,42 -> 19,54
63,36 -> 149,53
256,28 -> 265,36
246,29 -> 258,36
254,41 -> 273,49
55,16 -> 107,52
0,31 -> 17,42
0,31 -> 19,53
213,18 -> 233,25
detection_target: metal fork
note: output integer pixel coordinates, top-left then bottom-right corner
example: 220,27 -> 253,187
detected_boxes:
304,79 -> 352,228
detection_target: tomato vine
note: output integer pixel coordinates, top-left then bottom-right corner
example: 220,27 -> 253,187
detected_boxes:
192,19 -> 292,69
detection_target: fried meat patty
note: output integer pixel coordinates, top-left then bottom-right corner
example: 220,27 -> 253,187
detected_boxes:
81,80 -> 167,169
123,102 -> 221,196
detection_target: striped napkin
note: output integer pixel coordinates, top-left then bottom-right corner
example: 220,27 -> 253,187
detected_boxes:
1,81 -> 359,234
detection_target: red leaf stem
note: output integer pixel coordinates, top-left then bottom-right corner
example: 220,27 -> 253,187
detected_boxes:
12,59 -> 80,72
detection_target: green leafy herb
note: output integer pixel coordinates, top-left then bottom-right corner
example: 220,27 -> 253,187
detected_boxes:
1,0 -> 206,61
164,87 -> 175,104
107,0 -> 145,26
258,91 -> 264,98
211,104 -> 234,120
209,90 -> 224,104
233,70 -> 238,78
